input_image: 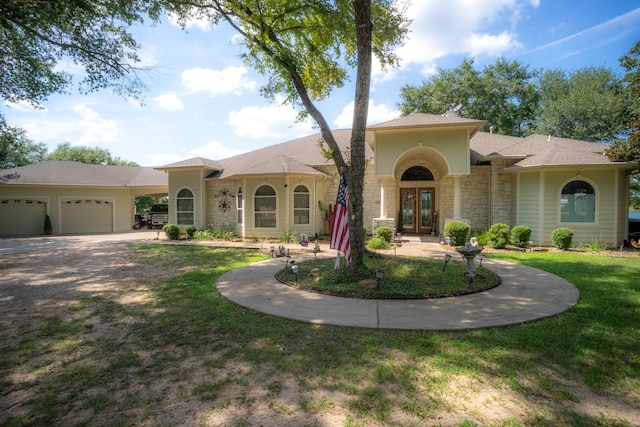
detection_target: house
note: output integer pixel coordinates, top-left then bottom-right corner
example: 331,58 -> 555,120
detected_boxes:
1,113 -> 635,247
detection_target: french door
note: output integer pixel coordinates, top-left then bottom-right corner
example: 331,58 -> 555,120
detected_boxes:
400,188 -> 434,234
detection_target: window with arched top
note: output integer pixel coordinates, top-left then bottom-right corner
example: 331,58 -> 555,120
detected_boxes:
561,180 -> 595,223
293,185 -> 310,225
401,166 -> 434,181
255,185 -> 276,228
237,187 -> 243,224
177,188 -> 194,225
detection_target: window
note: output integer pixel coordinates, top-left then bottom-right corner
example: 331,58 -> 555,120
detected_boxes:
177,188 -> 194,225
561,180 -> 595,223
401,166 -> 434,181
254,185 -> 276,228
237,187 -> 243,224
293,185 -> 310,225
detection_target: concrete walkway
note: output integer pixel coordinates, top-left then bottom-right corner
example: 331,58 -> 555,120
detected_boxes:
216,237 -> 581,330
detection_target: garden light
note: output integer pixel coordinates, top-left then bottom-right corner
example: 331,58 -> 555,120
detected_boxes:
376,268 -> 384,290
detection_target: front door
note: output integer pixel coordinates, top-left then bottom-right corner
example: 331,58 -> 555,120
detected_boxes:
401,188 -> 434,234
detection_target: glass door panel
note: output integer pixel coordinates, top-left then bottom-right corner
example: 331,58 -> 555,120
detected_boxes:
401,189 -> 415,232
419,190 -> 432,231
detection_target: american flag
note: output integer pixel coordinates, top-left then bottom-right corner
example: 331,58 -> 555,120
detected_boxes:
330,173 -> 351,263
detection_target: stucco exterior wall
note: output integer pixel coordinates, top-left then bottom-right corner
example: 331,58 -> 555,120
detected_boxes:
515,171 -> 542,244
168,170 -> 205,229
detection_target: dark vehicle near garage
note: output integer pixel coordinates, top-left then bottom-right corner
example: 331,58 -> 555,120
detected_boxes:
147,204 -> 169,229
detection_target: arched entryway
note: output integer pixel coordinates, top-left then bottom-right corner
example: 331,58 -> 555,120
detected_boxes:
399,166 -> 436,234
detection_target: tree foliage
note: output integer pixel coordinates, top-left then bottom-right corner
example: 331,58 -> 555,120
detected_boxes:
165,0 -> 408,266
535,66 -> 630,142
398,58 -> 539,136
0,0 -> 160,108
606,41 -> 640,209
398,58 -> 630,142
46,142 -> 137,165
0,121 -> 47,169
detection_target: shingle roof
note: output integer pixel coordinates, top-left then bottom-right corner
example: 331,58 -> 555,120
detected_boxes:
0,161 -> 168,187
369,112 -> 485,130
155,156 -> 223,171
208,128 -> 369,179
222,154 -> 329,178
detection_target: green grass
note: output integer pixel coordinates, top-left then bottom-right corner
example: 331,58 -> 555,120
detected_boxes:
275,252 -> 500,298
1,244 -> 639,426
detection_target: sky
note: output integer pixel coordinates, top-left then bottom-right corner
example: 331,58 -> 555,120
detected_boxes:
3,0 -> 640,167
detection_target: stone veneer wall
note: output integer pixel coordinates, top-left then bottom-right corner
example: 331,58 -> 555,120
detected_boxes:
205,179 -> 241,230
490,159 -> 515,226
461,166 -> 491,231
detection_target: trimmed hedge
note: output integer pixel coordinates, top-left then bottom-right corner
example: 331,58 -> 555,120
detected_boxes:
163,224 -> 180,240
552,227 -> 573,250
443,221 -> 470,246
375,226 -> 394,244
510,225 -> 532,248
488,223 -> 510,249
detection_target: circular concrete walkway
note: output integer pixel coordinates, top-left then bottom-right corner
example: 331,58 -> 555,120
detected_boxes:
216,240 -> 580,330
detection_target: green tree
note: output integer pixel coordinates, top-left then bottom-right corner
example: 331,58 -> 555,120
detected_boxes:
46,142 -> 137,166
606,41 -> 640,209
0,121 -> 47,169
0,0 -> 158,108
535,67 -> 630,142
398,58 -> 539,136
166,0 -> 408,267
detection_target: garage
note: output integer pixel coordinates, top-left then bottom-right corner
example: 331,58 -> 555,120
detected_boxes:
0,199 -> 47,236
61,199 -> 113,234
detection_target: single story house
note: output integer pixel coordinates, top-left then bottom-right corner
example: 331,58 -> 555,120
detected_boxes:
1,113 -> 635,247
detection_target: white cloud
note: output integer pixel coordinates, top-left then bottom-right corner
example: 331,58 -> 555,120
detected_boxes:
181,66 -> 257,96
167,11 -> 212,31
148,152 -> 187,166
189,140 -> 246,160
333,100 -> 399,129
226,102 -> 314,139
390,0 -> 532,76
4,99 -> 47,113
153,92 -> 184,111
72,105 -> 120,145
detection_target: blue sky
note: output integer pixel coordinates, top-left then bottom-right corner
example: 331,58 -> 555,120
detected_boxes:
3,0 -> 640,167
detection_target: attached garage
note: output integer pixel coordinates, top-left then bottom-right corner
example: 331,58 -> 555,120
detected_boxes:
61,199 -> 114,234
0,161 -> 168,236
0,198 -> 47,236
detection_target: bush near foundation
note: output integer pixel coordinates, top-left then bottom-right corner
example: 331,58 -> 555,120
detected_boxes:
488,223 -> 510,249
375,226 -> 394,244
552,227 -> 574,250
163,224 -> 180,240
510,225 -> 532,248
443,221 -> 470,246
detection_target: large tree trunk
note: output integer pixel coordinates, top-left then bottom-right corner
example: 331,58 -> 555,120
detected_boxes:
347,0 -> 373,267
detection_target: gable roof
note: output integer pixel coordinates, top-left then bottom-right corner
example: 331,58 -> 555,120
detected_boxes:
470,132 -> 631,170
206,128 -> 369,179
155,156 -> 222,172
0,161 -> 168,187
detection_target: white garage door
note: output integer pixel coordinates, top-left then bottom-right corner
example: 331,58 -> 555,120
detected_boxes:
0,199 -> 47,236
61,199 -> 113,234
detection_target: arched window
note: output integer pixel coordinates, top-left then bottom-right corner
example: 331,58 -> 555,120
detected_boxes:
255,185 -> 276,228
236,187 -> 243,224
177,188 -> 194,225
293,185 -> 310,225
401,166 -> 434,181
561,180 -> 595,223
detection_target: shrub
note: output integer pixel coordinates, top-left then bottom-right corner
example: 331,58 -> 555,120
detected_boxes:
163,224 -> 180,240
44,214 -> 52,235
367,236 -> 389,249
510,225 -> 532,248
375,226 -> 394,244
185,225 -> 196,239
469,229 -> 489,246
551,227 -> 573,250
487,223 -> 510,249
281,229 -> 299,243
443,221 -> 470,246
